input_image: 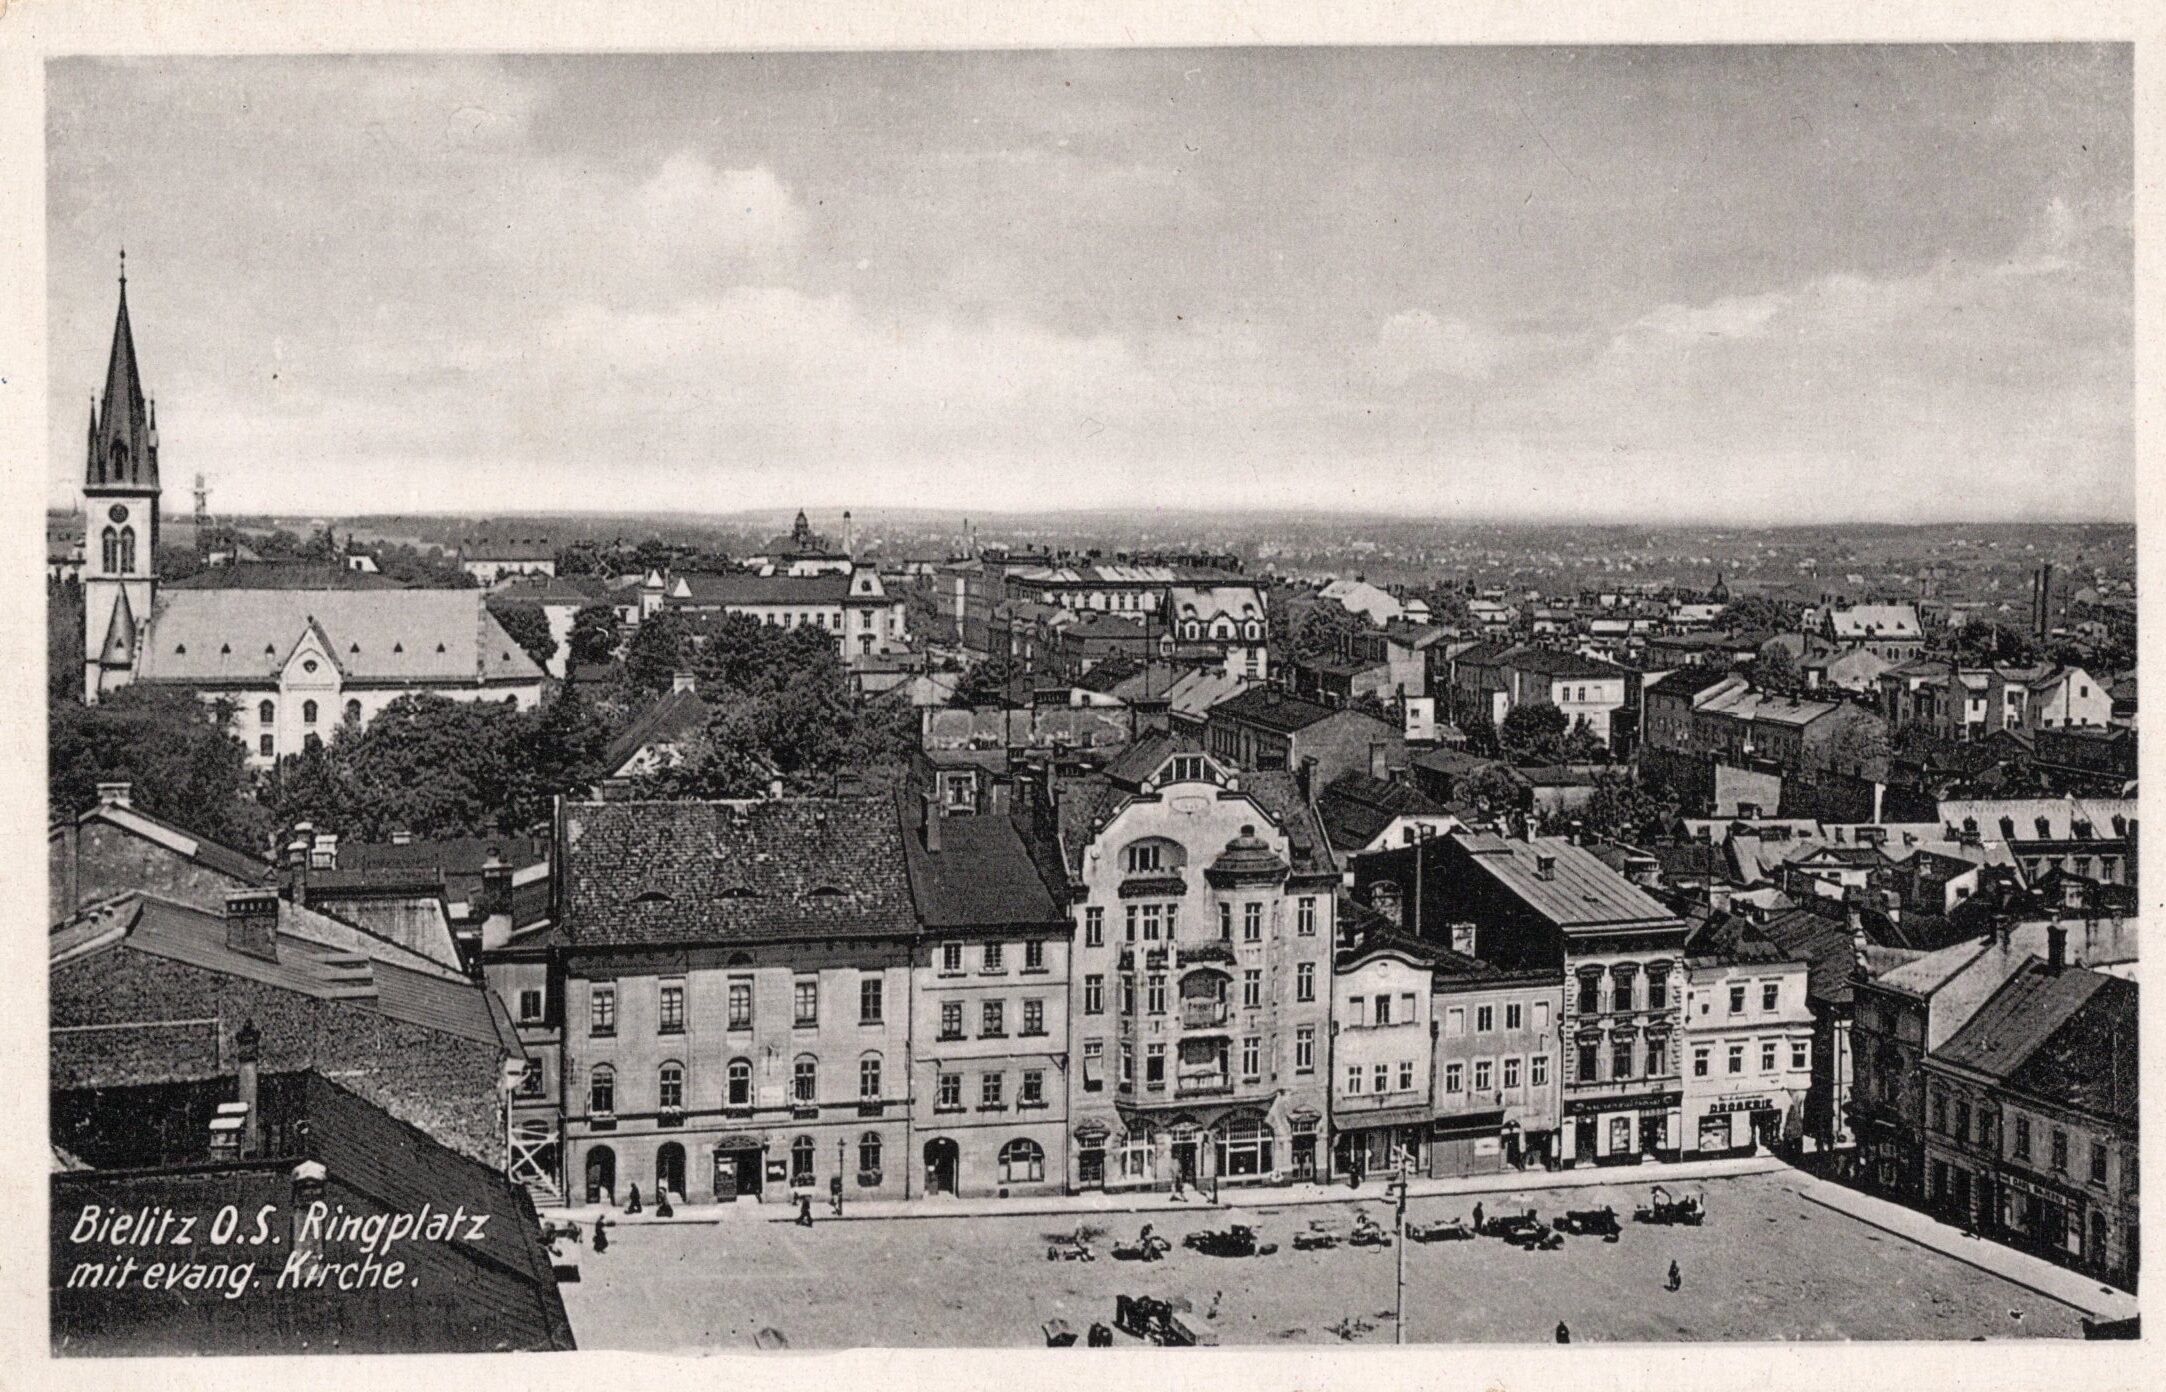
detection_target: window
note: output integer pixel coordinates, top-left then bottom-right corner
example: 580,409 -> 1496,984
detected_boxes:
1472,1059 -> 1493,1091
517,988 -> 543,1023
1348,998 -> 1366,1029
1535,1000 -> 1552,1030
1145,1043 -> 1165,1085
1084,907 -> 1103,947
1530,1054 -> 1549,1087
794,978 -> 819,1027
1218,903 -> 1233,939
2051,1129 -> 2069,1175
1372,1062 -> 1390,1094
941,941 -> 963,974
1647,973 -> 1667,1011
859,1132 -> 882,1177
1762,982 -> 1780,1013
1760,1041 -> 1777,1073
1476,1005 -> 1495,1033
1296,963 -> 1315,1002
1791,1040 -> 1809,1071
1728,985 -> 1746,1015
257,699 -> 275,724
1505,1002 -> 1523,1031
1503,1057 -> 1521,1089
343,699 -> 362,724
517,1059 -> 544,1097
940,1001 -> 963,1040
259,734 -> 273,756
1345,1065 -> 1364,1096
1242,969 -> 1262,1009
726,1059 -> 751,1107
658,1063 -> 684,1111
302,699 -> 318,725
1577,1043 -> 1599,1082
977,1071 -> 1005,1110
1143,975 -> 1165,1016
1612,1042 -> 1634,1080
859,1055 -> 882,1099
1646,1038 -> 1665,1076
1126,905 -> 1139,942
1243,1037 -> 1262,1078
1727,1044 -> 1744,1075
982,942 -> 1005,973
1375,994 -> 1393,1026
1400,992 -> 1417,1022
1120,1043 -> 1134,1087
589,984 -> 617,1037
1446,1007 -> 1465,1036
1120,974 -> 1135,1014
937,1073 -> 962,1110
1613,974 -> 1634,1013
1954,1100 -> 1971,1142
658,980 -> 686,1034
793,1057 -> 818,1104
1021,1069 -> 1044,1106
1083,1039 -> 1105,1091
981,1000 -> 1005,1037
1126,842 -> 1163,873
1295,1026 -> 1315,1072
588,1065 -> 614,1115
1243,902 -> 1263,942
728,980 -> 752,1030
1023,998 -> 1045,1036
1297,897 -> 1317,935
2091,1141 -> 2109,1184
791,1136 -> 814,1183
1024,940 -> 1046,972
1693,1046 -> 1710,1078
999,1137 -> 1044,1183
859,977 -> 883,1025
1443,1061 -> 1464,1093
1084,975 -> 1105,1014
1142,904 -> 1165,940
1398,1059 -> 1416,1091
1578,976 -> 1600,1014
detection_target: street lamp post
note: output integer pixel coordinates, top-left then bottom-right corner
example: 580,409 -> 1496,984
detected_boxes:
1391,1164 -> 1409,1345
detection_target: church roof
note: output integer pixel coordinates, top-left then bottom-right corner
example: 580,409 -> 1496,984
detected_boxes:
88,262 -> 158,492
131,590 -> 544,687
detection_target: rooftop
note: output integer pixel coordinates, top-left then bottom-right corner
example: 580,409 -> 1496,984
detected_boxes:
1455,832 -> 1681,932
133,589 -> 543,687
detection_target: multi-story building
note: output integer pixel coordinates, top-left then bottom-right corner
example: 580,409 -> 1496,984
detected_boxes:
553,797 -> 919,1208
1921,939 -> 2137,1290
1158,584 -> 1270,681
1045,736 -> 1338,1192
1330,911 -> 1437,1175
1936,797 -> 2138,888
1352,831 -> 1688,1166
1878,662 -> 2112,743
1810,603 -> 1923,662
1678,915 -> 1815,1156
1758,901 -> 1864,1153
662,566 -> 908,658
1424,929 -> 1564,1175
458,536 -> 557,585
1205,685 -> 1404,787
899,796 -> 1072,1197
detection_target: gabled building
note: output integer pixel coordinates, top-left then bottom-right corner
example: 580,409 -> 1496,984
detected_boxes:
1812,603 -> 1923,662
664,567 -> 908,658
1677,913 -> 1814,1156
458,536 -> 557,585
1158,584 -> 1269,680
1204,685 -> 1404,789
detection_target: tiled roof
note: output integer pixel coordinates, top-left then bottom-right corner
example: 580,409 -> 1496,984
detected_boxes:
1316,771 -> 1449,853
900,805 -> 1065,929
1208,685 -> 1351,734
559,797 -> 916,947
603,687 -> 711,772
1757,905 -> 1860,1005
1936,796 -> 2137,843
1933,959 -> 2111,1083
1165,585 -> 1267,622
1455,832 -> 1680,931
1504,647 -> 1625,680
165,563 -> 408,590
460,536 -> 556,561
133,590 -> 542,686
486,574 -> 614,606
1684,912 -> 1795,966
2005,972 -> 2137,1124
1826,604 -> 1921,640
63,800 -> 276,889
668,571 -> 854,606
1643,666 -> 1742,700
1050,767 -> 1336,883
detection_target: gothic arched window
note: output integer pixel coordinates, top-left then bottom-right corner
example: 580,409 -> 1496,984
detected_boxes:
101,528 -> 119,572
118,527 -> 136,573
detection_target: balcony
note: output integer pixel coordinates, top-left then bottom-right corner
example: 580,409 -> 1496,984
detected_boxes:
1177,1074 -> 1232,1098
1177,941 -> 1235,966
1181,1002 -> 1230,1030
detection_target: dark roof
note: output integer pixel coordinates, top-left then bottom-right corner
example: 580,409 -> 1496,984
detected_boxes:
900,805 -> 1066,929
603,686 -> 712,771
461,536 -> 556,562
559,797 -> 916,947
1647,841 -> 1728,881
1936,961 -> 2133,1123
1755,906 -> 1856,1008
64,799 -> 276,887
1103,731 -> 1186,788
335,835 -> 548,907
1051,767 -> 1336,884
165,563 -> 409,590
52,1071 -> 573,1354
1504,647 -> 1625,680
1315,771 -> 1449,853
1455,832 -> 1680,931
1209,685 -> 1377,735
1449,640 -> 1520,668
669,571 -> 853,606
1644,666 -> 1739,700
1684,912 -> 1795,966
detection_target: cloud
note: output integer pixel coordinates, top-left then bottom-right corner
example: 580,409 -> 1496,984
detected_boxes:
1373,310 -> 1504,386
633,154 -> 806,257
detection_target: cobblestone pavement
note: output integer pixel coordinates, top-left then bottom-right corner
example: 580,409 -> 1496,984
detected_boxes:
557,1171 -> 2092,1349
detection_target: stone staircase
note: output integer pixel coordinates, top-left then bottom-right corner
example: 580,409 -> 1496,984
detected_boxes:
523,1175 -> 566,1209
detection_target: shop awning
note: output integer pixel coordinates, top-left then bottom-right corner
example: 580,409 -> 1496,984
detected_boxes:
1341,1105 -> 1435,1132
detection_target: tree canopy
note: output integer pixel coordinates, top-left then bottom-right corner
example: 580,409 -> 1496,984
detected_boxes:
50,685 -> 271,851
568,604 -> 622,667
488,602 -> 559,670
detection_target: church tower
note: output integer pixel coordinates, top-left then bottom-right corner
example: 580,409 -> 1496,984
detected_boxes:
83,253 -> 161,703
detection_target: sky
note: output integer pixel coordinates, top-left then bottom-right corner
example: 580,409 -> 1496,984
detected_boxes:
45,47 -> 2133,523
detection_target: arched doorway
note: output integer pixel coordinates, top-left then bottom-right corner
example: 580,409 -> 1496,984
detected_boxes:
924,1137 -> 960,1196
584,1145 -> 616,1205
999,1138 -> 1045,1185
655,1142 -> 686,1200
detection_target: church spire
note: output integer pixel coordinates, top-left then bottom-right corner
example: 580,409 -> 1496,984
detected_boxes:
88,250 -> 157,492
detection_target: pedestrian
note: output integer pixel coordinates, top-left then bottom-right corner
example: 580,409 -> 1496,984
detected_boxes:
1473,1201 -> 1484,1233
1666,1259 -> 1681,1293
592,1214 -> 609,1254
1555,1321 -> 1570,1344
1170,1171 -> 1187,1203
626,1183 -> 642,1215
655,1189 -> 674,1219
830,1176 -> 843,1218
797,1193 -> 814,1228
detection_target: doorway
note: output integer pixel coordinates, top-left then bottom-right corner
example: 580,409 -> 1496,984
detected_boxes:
712,1146 -> 762,1201
1171,1136 -> 1199,1188
1574,1116 -> 1596,1165
584,1145 -> 616,1205
924,1137 -> 960,1196
655,1142 -> 686,1201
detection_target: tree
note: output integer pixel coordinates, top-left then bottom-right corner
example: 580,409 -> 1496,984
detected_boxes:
1289,603 -> 1367,663
568,604 -> 623,668
1723,594 -> 1802,634
1572,771 -> 1673,844
951,653 -> 1021,708
488,602 -> 558,670
49,584 -> 84,705
1947,620 -> 2043,667
1500,702 -> 1569,759
509,684 -> 612,825
623,609 -> 692,694
307,694 -> 531,840
49,685 -> 271,850
1754,642 -> 1802,695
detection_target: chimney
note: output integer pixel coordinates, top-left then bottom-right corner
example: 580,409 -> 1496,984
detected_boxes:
310,830 -> 338,870
1369,741 -> 1389,780
225,889 -> 281,961
236,1019 -> 262,1158
289,1153 -> 328,1271
285,832 -> 311,905
1535,853 -> 1557,881
95,780 -> 133,808
390,828 -> 414,846
1264,685 -> 1282,706
922,794 -> 943,853
1449,922 -> 1476,956
1296,755 -> 1318,801
1371,881 -> 1403,929
2046,923 -> 2067,973
672,671 -> 697,694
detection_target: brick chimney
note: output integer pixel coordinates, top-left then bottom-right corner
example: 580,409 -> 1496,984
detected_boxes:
1370,881 -> 1403,929
1535,852 -> 1557,881
672,671 -> 697,694
225,889 -> 281,961
1296,755 -> 1317,801
922,793 -> 943,853
2046,923 -> 2067,974
310,830 -> 338,870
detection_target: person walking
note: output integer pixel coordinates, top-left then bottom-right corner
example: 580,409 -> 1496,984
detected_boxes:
797,1193 -> 814,1228
625,1183 -> 642,1215
1170,1170 -> 1188,1203
1555,1321 -> 1570,1344
1666,1259 -> 1682,1293
655,1189 -> 674,1220
1473,1201 -> 1485,1234
591,1213 -> 610,1254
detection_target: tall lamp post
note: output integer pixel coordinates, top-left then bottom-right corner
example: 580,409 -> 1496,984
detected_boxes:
1390,1153 -> 1410,1345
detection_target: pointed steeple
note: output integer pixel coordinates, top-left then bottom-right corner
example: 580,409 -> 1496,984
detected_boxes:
88,250 -> 157,492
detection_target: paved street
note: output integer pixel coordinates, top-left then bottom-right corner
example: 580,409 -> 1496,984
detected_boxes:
558,1171 -> 2092,1349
